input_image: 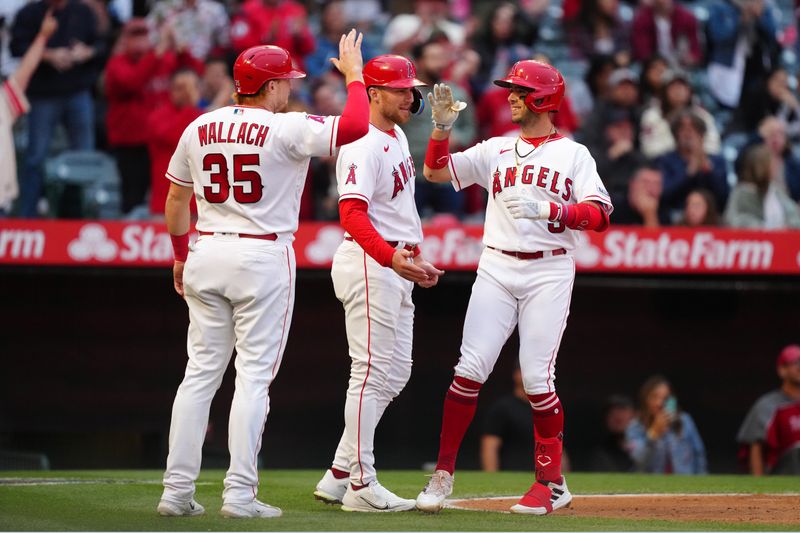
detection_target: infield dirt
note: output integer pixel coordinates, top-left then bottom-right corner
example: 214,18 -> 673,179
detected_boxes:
449,494 -> 800,526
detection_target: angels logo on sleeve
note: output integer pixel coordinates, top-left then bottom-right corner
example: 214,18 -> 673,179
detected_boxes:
345,163 -> 357,185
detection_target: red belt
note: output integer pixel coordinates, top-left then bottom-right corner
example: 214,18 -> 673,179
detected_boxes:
344,236 -> 416,251
487,246 -> 567,260
199,231 -> 277,241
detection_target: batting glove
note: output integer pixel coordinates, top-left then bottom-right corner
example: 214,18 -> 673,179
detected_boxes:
503,196 -> 552,220
428,83 -> 467,131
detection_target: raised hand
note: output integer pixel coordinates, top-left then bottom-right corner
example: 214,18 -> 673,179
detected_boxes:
329,28 -> 364,84
427,83 -> 467,131
39,9 -> 58,39
503,195 -> 552,220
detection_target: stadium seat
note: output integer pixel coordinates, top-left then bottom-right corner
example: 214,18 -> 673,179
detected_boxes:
44,150 -> 122,219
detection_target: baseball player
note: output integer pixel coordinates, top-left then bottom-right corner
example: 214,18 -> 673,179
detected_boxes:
414,61 -> 612,514
158,32 -> 369,518
313,54 -> 444,512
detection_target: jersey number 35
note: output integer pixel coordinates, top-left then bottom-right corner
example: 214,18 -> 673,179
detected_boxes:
202,153 -> 263,204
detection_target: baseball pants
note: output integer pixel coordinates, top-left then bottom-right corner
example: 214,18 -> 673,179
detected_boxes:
454,247 -> 575,394
328,239 -> 414,485
161,234 -> 296,505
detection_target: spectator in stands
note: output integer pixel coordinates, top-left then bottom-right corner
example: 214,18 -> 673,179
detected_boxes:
737,345 -> 800,475
470,2 -> 538,95
569,53 -> 618,120
725,144 -> 800,228
631,0 -> 702,69
595,106 -> 647,211
741,68 -> 800,138
11,0 -> 102,218
198,56 -> 234,111
656,109 -> 728,223
146,68 -> 202,216
567,0 -> 631,64
406,39 -> 475,219
613,164 -> 669,226
756,116 -> 800,202
706,0 -> 780,117
626,375 -> 708,474
764,400 -> 800,474
230,0 -> 314,70
306,76 -> 345,220
105,18 -> 203,215
0,10 -> 56,215
587,395 -> 635,472
147,0 -> 229,62
639,69 -> 720,160
383,0 -> 465,56
678,189 -> 722,227
0,1 -> 30,79
578,67 -> 640,158
639,55 -> 669,107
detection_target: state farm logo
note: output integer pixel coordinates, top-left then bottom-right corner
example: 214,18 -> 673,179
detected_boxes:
575,231 -> 775,271
68,224 -> 117,261
306,226 -> 344,264
0,229 -> 45,258
67,223 -> 177,263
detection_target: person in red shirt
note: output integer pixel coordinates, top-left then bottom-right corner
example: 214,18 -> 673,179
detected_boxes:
764,401 -> 800,473
147,68 -> 202,216
105,18 -> 204,214
229,0 -> 315,69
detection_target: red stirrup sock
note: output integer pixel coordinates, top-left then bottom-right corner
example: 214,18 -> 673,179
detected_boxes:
435,376 -> 482,474
528,392 -> 564,483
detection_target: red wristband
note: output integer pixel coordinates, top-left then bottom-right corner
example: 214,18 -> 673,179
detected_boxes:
411,244 -> 421,257
425,137 -> 450,169
170,232 -> 189,262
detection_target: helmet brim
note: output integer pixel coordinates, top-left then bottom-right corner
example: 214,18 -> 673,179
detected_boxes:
494,77 -> 528,89
276,69 -> 307,80
380,77 -> 428,89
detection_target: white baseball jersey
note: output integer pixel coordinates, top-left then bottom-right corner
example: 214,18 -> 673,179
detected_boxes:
166,105 -> 340,237
336,124 -> 423,244
449,134 -> 613,251
0,79 -> 28,210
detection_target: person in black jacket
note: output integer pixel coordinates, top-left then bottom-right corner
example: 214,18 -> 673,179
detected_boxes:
11,0 -> 102,217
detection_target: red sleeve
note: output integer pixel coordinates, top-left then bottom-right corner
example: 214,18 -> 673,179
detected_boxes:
336,81 -> 369,146
549,201 -> 610,232
104,53 -> 160,98
339,198 -> 396,267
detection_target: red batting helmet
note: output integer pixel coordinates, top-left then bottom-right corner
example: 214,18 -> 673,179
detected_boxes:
494,60 -> 565,113
233,45 -> 306,95
363,55 -> 427,114
363,54 -> 427,89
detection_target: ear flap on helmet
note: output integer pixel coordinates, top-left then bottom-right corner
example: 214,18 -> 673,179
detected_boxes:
411,88 -> 425,115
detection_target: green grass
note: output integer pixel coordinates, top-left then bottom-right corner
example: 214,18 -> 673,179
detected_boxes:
0,470 -> 798,531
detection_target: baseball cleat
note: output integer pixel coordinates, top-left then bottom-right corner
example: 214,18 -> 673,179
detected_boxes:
510,477 -> 572,515
415,469 -> 454,513
220,499 -> 282,518
314,469 -> 349,504
156,498 -> 205,517
340,480 -> 416,512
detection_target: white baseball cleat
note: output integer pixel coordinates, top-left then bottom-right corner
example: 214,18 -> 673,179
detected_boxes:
510,477 -> 572,515
220,499 -> 282,518
340,480 -> 416,512
314,469 -> 349,504
156,498 -> 205,517
415,469 -> 454,513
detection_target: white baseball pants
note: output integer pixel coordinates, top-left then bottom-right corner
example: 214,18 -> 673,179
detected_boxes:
328,239 -> 414,485
454,247 -> 575,394
161,234 -> 296,505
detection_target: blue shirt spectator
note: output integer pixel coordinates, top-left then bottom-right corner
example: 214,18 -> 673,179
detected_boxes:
626,375 -> 708,474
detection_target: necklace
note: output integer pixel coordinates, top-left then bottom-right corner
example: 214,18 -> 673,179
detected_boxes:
514,127 -> 556,175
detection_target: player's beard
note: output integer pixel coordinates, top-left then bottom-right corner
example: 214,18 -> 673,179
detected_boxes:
385,106 -> 411,126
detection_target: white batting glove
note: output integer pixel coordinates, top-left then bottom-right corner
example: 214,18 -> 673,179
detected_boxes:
503,196 -> 552,220
427,83 -> 467,131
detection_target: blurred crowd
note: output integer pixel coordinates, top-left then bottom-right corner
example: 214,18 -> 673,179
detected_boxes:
2,0 -> 800,228
480,344 -> 800,474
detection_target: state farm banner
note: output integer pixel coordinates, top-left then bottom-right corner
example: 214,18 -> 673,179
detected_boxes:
1,219 -> 799,275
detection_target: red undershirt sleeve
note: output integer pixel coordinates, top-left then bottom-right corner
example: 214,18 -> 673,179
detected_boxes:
549,201 -> 610,232
339,198 -> 396,267
335,81 -> 369,146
